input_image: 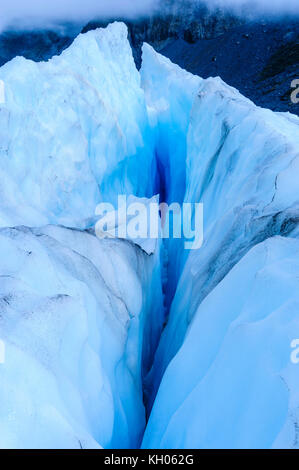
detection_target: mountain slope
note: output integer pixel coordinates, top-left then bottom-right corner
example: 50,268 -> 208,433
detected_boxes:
161,19 -> 299,115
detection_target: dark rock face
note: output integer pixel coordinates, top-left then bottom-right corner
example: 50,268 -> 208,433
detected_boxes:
160,19 -> 299,115
0,29 -> 75,67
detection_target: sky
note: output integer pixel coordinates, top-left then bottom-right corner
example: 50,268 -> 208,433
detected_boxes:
0,0 -> 298,31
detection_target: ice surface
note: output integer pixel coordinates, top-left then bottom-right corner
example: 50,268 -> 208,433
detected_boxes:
143,237 -> 299,449
95,194 -> 160,255
0,22 -> 156,229
0,225 -> 163,449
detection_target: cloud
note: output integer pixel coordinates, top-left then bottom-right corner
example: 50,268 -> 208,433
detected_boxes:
0,0 -> 298,31
200,0 -> 299,15
0,0 -> 159,30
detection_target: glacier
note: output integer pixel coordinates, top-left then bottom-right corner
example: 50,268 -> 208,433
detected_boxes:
0,21 -> 299,449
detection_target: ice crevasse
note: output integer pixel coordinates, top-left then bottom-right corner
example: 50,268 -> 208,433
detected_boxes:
0,22 -> 299,449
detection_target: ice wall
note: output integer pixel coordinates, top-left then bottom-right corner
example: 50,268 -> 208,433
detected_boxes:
0,225 -> 163,449
141,44 -> 202,206
0,22 -> 156,229
143,237 -> 299,448
141,47 -> 299,448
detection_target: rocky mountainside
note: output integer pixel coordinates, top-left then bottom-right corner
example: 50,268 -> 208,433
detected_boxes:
0,25 -> 77,67
161,19 -> 299,115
